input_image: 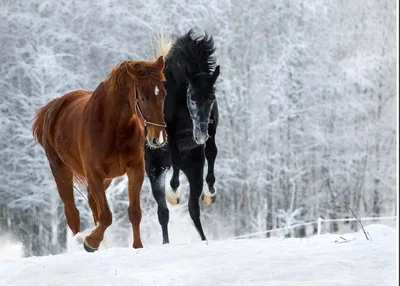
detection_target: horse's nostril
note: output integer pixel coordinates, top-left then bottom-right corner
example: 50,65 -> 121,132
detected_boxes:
153,138 -> 159,145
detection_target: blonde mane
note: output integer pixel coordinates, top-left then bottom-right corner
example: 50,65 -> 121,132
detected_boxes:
153,30 -> 172,59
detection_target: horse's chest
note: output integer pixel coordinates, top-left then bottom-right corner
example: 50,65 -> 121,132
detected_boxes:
115,135 -> 143,155
175,131 -> 198,152
174,120 -> 197,152
101,142 -> 144,178
115,121 -> 143,150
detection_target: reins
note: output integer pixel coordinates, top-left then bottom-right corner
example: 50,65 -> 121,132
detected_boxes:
73,184 -> 88,202
124,61 -> 166,128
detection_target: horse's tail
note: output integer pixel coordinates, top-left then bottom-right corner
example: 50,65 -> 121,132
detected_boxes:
32,97 -> 65,148
154,30 -> 172,60
32,99 -> 52,146
33,96 -> 88,186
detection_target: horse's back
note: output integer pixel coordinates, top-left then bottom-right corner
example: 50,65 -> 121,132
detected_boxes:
51,90 -> 91,149
50,90 -> 91,135
33,90 -> 91,144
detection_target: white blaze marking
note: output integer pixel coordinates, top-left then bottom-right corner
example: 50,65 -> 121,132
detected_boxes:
154,86 -> 159,96
159,131 -> 164,144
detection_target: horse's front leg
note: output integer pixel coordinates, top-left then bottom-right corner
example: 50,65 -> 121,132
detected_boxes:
202,123 -> 218,205
166,165 -> 181,205
182,147 -> 207,241
164,120 -> 182,205
145,146 -> 171,244
84,173 -> 112,252
127,160 -> 145,249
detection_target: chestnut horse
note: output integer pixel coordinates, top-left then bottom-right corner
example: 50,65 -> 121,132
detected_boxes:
32,56 -> 167,252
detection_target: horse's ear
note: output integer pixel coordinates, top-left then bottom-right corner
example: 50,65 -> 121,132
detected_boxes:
212,65 -> 220,83
155,56 -> 164,69
111,64 -> 119,73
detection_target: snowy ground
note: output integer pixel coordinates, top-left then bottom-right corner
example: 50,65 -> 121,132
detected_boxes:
0,224 -> 397,286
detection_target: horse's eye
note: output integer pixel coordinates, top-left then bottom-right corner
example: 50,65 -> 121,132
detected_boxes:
206,95 -> 215,102
189,99 -> 196,107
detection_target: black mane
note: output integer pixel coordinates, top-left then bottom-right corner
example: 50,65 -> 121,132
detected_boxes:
166,29 -> 217,80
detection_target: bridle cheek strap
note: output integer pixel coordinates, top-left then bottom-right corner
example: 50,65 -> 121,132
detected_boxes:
134,90 -> 166,128
124,62 -> 166,128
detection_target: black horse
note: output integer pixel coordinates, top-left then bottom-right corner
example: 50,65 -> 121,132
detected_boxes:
145,29 -> 220,243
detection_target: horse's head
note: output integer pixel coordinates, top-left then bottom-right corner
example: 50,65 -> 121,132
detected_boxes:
125,56 -> 168,149
185,65 -> 220,145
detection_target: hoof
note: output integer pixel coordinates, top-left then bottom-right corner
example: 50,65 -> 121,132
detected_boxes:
201,185 -> 216,205
133,242 -> 144,249
83,239 -> 98,253
166,186 -> 181,205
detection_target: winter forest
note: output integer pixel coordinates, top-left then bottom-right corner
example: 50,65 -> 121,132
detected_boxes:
0,0 -> 397,257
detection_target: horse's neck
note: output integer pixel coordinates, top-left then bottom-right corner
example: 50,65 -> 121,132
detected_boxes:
111,86 -> 138,132
165,85 -> 187,118
88,81 -> 136,130
166,91 -> 193,136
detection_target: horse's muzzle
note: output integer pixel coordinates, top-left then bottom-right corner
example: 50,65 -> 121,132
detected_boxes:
151,137 -> 167,148
193,122 -> 209,145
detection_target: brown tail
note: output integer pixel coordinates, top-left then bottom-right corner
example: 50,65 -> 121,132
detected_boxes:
33,96 -> 88,186
33,99 -> 54,146
32,97 -> 66,148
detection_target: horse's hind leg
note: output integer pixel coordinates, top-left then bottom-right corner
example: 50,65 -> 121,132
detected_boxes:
47,156 -> 80,235
182,147 -> 207,241
145,147 -> 171,244
202,122 -> 218,205
87,192 -> 98,225
87,179 -> 111,226
84,172 -> 112,252
166,165 -> 181,205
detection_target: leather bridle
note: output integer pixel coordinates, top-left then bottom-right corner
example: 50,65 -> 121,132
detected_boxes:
124,61 -> 166,128
134,94 -> 166,128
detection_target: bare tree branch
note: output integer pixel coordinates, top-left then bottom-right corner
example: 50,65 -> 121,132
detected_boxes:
342,199 -> 371,241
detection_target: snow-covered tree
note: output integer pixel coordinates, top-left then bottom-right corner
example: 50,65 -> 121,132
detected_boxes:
0,0 -> 396,256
